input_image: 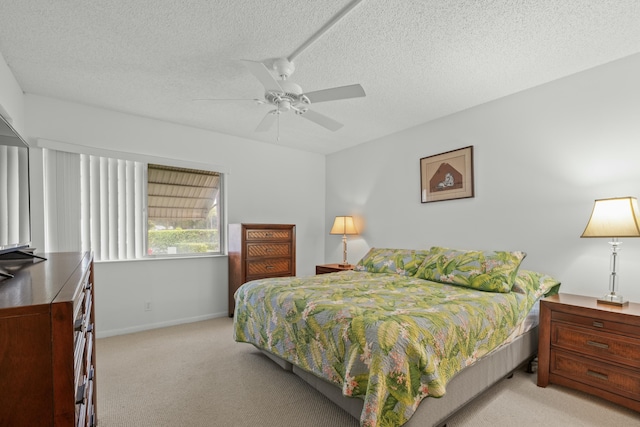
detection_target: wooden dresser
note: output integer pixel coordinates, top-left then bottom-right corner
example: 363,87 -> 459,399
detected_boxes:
0,252 -> 97,426
538,293 -> 640,412
228,224 -> 296,316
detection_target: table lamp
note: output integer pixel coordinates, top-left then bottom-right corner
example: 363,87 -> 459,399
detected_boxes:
581,196 -> 640,306
330,216 -> 358,267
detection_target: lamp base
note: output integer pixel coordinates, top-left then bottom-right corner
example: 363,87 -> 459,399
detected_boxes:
597,293 -> 629,307
337,263 -> 351,268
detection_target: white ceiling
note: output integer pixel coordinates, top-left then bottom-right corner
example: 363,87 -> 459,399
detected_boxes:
0,0 -> 639,155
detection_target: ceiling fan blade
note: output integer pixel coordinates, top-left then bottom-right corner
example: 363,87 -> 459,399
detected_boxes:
305,84 -> 365,104
255,111 -> 278,132
193,98 -> 262,104
240,60 -> 283,93
299,109 -> 343,131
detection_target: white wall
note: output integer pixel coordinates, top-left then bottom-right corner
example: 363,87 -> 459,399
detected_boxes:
326,53 -> 640,303
0,51 -> 25,135
24,95 -> 326,337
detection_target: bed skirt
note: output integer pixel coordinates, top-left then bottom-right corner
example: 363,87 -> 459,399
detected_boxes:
259,325 -> 538,427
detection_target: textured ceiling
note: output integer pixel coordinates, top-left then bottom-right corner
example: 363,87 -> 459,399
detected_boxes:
0,0 -> 639,155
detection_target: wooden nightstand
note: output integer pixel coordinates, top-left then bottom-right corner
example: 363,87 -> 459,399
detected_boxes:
537,293 -> 640,412
315,263 -> 354,274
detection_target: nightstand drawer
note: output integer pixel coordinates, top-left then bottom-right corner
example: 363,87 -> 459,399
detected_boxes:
551,349 -> 640,400
552,323 -> 640,368
316,264 -> 354,274
553,311 -> 640,337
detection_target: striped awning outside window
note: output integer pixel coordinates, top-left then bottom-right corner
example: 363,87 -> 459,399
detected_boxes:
147,164 -> 220,220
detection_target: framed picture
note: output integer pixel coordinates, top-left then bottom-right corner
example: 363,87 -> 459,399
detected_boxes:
420,146 -> 474,203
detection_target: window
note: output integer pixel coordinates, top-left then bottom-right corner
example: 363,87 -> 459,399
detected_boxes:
41,141 -> 224,261
147,164 -> 221,256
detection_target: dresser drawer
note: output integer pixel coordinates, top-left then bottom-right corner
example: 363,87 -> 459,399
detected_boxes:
246,242 -> 291,258
245,228 -> 292,241
551,349 -> 640,400
552,322 -> 640,368
247,258 -> 292,276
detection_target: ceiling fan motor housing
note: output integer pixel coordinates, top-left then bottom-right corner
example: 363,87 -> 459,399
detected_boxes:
265,80 -> 309,110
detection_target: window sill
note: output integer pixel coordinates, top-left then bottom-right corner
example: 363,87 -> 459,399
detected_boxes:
95,253 -> 227,264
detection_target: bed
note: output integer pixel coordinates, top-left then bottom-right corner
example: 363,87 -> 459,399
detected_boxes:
233,247 -> 561,427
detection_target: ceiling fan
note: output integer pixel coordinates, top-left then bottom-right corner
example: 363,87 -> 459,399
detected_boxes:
235,57 -> 365,132
197,0 -> 366,135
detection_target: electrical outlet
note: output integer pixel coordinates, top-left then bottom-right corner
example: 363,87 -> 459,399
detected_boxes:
144,301 -> 152,311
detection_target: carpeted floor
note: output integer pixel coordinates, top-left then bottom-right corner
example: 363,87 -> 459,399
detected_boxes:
96,317 -> 640,426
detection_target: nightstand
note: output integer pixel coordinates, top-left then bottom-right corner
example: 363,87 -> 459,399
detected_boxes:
537,293 -> 640,412
315,263 -> 354,274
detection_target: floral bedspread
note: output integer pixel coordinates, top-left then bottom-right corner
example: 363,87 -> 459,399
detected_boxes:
233,271 -> 551,427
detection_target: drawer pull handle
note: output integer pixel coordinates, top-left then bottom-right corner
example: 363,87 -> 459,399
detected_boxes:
266,265 -> 274,269
592,321 -> 604,328
265,233 -> 273,237
586,340 -> 609,349
586,370 -> 608,381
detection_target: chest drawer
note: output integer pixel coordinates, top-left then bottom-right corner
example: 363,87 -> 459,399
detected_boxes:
246,243 -> 291,258
246,259 -> 292,277
552,322 -> 640,368
246,228 -> 292,241
551,349 -> 640,400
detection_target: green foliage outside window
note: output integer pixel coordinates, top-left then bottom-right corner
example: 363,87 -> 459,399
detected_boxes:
148,229 -> 219,254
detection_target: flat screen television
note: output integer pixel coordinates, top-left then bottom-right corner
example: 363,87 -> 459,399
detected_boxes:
0,113 -> 32,278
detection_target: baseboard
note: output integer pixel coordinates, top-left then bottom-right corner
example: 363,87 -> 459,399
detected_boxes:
96,311 -> 228,338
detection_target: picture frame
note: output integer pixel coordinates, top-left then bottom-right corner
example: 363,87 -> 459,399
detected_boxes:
420,145 -> 474,203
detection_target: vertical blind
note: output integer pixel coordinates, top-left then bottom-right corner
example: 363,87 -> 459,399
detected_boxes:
44,148 -> 145,261
0,145 -> 30,247
43,149 -> 81,252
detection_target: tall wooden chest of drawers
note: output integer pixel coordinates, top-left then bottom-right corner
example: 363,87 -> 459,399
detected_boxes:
228,224 -> 295,316
538,293 -> 640,412
0,252 -> 96,426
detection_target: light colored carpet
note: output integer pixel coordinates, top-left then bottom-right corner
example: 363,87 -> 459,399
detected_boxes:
96,317 -> 640,427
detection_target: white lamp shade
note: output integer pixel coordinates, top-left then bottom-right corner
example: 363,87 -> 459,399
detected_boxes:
330,216 -> 358,235
581,197 -> 640,238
